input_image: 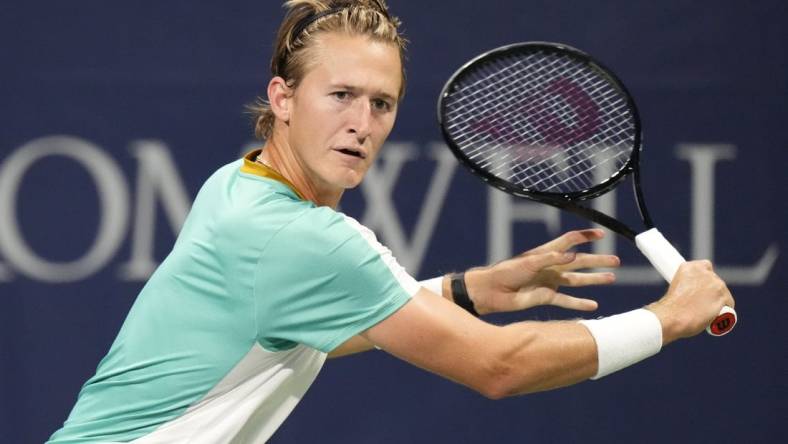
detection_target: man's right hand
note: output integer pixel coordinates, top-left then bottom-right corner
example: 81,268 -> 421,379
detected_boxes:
646,261 -> 735,345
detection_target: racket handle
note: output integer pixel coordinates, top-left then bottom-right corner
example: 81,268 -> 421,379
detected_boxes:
634,228 -> 737,337
635,228 -> 684,282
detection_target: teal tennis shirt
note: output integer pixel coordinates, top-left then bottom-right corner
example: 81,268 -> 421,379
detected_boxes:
49,151 -> 420,443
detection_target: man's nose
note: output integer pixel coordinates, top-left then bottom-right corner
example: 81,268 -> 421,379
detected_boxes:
347,99 -> 372,142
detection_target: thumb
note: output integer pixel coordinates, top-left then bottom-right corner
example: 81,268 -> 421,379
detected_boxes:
523,251 -> 576,271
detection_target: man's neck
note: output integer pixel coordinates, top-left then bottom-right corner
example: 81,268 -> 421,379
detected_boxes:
258,135 -> 343,208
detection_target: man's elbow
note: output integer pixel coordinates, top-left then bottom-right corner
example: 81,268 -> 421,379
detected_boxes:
471,330 -> 542,400
477,381 -> 511,400
473,358 -> 523,400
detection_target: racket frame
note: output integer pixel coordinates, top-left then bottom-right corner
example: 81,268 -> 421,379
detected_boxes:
437,41 -> 655,241
438,41 -> 737,336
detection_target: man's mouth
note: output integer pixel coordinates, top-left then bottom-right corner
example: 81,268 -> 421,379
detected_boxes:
335,147 -> 366,159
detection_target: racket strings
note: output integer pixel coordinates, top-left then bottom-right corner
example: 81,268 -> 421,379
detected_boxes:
464,60 -> 628,181
509,98 -> 634,190
443,49 -> 636,194
449,58 -> 591,176
458,86 -> 630,191
446,54 -> 591,134
445,54 -> 578,130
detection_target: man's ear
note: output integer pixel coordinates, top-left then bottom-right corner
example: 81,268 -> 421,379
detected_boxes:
268,76 -> 292,123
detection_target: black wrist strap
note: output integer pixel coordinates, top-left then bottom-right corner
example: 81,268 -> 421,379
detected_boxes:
450,272 -> 479,317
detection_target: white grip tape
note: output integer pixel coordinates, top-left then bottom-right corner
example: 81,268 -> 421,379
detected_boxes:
634,228 -> 686,283
579,309 -> 663,379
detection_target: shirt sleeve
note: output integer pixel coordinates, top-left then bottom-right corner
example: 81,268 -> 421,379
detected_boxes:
254,206 -> 420,353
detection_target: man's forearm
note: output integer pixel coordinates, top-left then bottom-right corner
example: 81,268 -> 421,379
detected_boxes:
481,320 -> 598,397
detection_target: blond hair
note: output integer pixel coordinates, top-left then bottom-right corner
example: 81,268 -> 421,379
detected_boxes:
249,0 -> 407,140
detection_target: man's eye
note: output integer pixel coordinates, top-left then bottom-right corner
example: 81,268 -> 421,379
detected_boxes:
332,91 -> 350,101
372,99 -> 391,112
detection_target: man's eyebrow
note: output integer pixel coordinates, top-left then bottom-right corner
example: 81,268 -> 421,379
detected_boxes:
330,84 -> 397,102
375,91 -> 397,102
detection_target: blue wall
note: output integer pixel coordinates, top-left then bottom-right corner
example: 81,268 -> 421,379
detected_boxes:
1,1 -> 785,442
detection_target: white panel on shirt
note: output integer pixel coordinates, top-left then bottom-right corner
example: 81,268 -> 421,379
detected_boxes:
132,344 -> 326,443
340,215 -> 421,297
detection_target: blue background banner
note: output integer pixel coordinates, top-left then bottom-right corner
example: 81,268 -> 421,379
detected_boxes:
1,1 -> 785,442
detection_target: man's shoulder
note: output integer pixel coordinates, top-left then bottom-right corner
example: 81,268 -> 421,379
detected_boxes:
276,207 -> 368,243
263,209 -> 389,273
198,158 -> 311,224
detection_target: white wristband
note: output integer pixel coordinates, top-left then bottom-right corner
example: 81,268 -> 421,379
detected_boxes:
420,276 -> 444,296
579,309 -> 663,379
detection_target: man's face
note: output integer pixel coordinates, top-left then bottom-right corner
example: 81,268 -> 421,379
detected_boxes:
286,32 -> 402,192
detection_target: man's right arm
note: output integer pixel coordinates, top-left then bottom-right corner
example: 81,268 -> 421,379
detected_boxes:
360,260 -> 734,399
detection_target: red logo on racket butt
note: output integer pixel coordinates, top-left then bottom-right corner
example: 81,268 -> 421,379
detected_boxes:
709,311 -> 737,336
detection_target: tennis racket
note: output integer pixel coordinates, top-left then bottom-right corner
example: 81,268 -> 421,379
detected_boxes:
437,42 -> 736,336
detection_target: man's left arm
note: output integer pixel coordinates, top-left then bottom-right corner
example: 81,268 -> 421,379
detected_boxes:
329,229 -> 619,358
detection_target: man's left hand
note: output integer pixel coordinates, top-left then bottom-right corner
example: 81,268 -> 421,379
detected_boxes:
464,229 -> 620,315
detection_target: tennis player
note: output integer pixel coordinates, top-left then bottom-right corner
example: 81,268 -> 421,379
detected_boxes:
48,1 -> 735,442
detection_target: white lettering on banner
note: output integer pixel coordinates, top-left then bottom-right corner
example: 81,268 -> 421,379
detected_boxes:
118,141 -> 192,280
0,136 -> 129,283
0,255 -> 10,282
0,137 -> 778,285
676,144 -> 778,285
488,142 -> 778,285
677,143 -> 736,260
361,143 -> 457,275
594,144 -> 778,285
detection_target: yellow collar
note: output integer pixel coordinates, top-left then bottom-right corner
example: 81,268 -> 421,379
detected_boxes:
240,150 -> 306,201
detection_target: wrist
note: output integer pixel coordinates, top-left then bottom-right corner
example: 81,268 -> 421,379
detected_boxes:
462,267 -> 492,315
441,274 -> 452,300
450,272 -> 480,316
645,301 -> 683,346
579,309 -> 663,379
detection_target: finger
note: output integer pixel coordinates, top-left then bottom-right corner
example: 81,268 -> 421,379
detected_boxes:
695,259 -> 713,271
559,271 -> 616,287
548,293 -> 599,311
552,253 -> 620,272
720,282 -> 735,309
522,251 -> 577,272
524,229 -> 606,255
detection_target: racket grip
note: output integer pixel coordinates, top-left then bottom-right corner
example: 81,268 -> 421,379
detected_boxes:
634,228 -> 685,282
634,228 -> 737,337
